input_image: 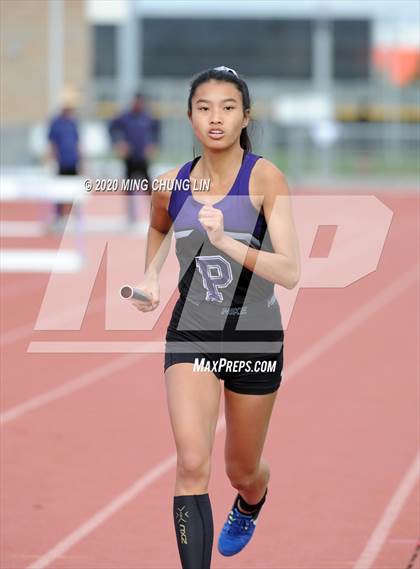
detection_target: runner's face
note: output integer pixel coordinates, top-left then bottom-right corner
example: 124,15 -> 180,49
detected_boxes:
189,80 -> 249,151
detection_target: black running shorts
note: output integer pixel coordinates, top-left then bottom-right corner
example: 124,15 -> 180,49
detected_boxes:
164,295 -> 284,395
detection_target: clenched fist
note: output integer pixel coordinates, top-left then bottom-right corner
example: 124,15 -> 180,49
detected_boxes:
198,199 -> 225,247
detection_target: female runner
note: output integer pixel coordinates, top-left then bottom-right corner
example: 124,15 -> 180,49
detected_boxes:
132,66 -> 300,569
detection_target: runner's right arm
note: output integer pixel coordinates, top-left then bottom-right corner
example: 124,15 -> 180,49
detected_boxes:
132,168 -> 178,312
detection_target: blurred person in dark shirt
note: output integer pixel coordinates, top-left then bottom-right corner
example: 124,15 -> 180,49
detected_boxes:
47,88 -> 81,228
109,92 -> 160,227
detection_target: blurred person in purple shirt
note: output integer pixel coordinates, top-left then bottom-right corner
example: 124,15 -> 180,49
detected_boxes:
47,89 -> 81,226
109,92 -> 160,226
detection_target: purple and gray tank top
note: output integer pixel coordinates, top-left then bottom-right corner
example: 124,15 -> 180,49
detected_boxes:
167,151 -> 275,307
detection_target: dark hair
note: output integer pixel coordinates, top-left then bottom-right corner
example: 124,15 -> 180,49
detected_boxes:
188,67 -> 252,153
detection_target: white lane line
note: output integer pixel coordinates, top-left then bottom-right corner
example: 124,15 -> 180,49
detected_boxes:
14,261 -> 418,425
0,354 -> 143,425
25,416 -> 226,569
27,263 -> 420,355
23,264 -> 419,569
285,263 -> 419,381
1,293 -> 108,348
1,287 -> 140,347
1,321 -> 42,348
353,450 -> 420,569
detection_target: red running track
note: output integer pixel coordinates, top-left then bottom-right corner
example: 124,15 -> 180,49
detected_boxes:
1,192 -> 419,569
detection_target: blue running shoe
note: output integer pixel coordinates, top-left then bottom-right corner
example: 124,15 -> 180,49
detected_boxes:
217,505 -> 257,556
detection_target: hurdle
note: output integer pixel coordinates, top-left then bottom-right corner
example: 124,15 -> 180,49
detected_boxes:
0,172 -> 89,273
